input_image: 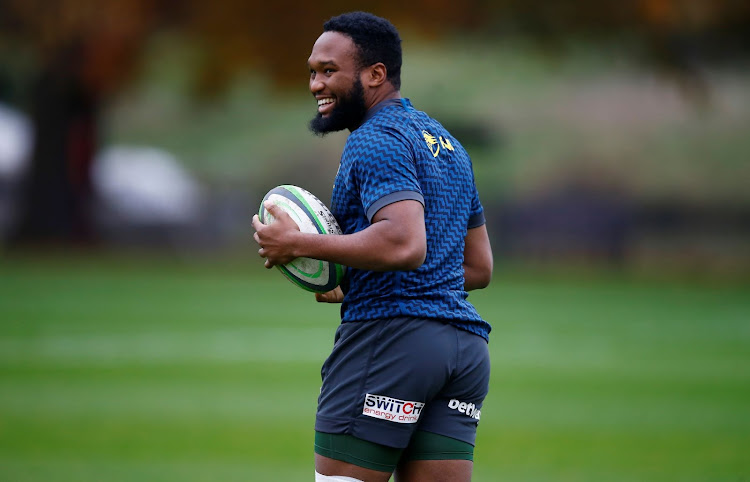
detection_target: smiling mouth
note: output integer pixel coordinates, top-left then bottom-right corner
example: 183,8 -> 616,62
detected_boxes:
317,97 -> 335,114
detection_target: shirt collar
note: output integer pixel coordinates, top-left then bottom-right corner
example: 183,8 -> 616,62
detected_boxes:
360,98 -> 407,126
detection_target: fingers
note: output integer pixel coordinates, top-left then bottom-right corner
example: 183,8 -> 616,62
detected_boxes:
253,201 -> 295,270
251,214 -> 264,230
263,202 -> 301,231
253,211 -> 269,265
257,244 -> 273,269
264,201 -> 280,216
260,202 -> 280,225
315,286 -> 344,303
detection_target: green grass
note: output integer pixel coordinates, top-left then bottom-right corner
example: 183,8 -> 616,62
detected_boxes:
1,253 -> 748,481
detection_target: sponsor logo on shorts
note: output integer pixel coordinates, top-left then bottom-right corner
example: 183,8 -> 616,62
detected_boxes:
363,393 -> 424,424
448,399 -> 481,421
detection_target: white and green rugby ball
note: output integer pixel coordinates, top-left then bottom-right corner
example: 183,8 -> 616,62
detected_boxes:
259,185 -> 346,293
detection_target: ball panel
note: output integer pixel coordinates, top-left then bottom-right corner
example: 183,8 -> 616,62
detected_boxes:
282,185 -> 330,235
260,187 -> 322,235
263,193 -> 319,234
287,255 -> 326,281
277,262 -> 341,293
281,185 -> 343,236
259,184 -> 346,293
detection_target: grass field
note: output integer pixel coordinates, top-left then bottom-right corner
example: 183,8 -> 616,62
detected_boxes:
1,253 -> 748,481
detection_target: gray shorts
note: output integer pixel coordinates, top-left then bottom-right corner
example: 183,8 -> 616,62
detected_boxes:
315,317 -> 491,448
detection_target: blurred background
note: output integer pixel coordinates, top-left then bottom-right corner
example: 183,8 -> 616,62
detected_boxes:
1,1 -> 748,481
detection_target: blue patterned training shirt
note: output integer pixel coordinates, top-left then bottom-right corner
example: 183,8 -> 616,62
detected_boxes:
331,98 -> 491,341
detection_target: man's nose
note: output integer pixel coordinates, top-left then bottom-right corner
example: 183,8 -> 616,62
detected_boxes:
310,77 -> 324,93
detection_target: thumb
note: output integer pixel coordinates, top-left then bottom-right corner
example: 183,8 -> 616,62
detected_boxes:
261,201 -> 281,224
265,201 -> 300,230
265,201 -> 287,217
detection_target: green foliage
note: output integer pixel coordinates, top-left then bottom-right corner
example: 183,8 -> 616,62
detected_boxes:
1,254 -> 748,481
107,37 -> 750,206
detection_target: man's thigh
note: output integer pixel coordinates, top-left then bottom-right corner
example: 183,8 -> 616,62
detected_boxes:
314,431 -> 475,482
314,455 -> 473,482
394,459 -> 473,482
315,453 -> 392,482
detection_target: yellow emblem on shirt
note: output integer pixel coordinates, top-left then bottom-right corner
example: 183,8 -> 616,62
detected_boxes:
422,130 -> 440,157
422,130 -> 454,158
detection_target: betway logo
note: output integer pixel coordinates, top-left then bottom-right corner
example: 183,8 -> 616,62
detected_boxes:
448,399 -> 481,421
363,393 -> 424,424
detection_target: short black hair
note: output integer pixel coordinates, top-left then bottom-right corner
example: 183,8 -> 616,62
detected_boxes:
323,11 -> 402,90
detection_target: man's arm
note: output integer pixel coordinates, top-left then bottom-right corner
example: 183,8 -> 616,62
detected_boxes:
463,224 -> 493,290
252,199 -> 426,272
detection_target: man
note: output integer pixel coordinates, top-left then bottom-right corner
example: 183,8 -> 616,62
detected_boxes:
252,11 -> 493,482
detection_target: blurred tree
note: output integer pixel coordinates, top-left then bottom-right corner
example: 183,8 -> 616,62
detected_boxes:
0,0 -> 479,245
0,0 -> 747,245
1,0 -> 155,244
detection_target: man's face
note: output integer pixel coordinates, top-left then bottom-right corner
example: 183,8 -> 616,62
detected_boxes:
307,31 -> 368,135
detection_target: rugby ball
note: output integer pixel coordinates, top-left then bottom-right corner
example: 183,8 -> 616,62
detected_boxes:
258,185 -> 346,293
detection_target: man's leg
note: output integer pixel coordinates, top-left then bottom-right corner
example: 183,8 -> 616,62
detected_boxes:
314,432 -> 401,482
394,459 -> 473,482
315,454 -> 391,482
393,430 -> 475,482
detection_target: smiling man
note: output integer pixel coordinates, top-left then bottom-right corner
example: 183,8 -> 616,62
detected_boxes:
252,11 -> 493,482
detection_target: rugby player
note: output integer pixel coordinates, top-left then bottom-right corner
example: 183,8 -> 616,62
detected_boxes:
252,11 -> 493,482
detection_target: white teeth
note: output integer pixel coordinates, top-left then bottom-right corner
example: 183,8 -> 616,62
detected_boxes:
317,98 -> 334,107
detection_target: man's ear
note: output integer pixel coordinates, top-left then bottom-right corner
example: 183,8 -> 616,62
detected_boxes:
365,62 -> 388,87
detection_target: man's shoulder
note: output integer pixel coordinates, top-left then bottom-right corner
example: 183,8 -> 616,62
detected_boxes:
349,112 -> 414,145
